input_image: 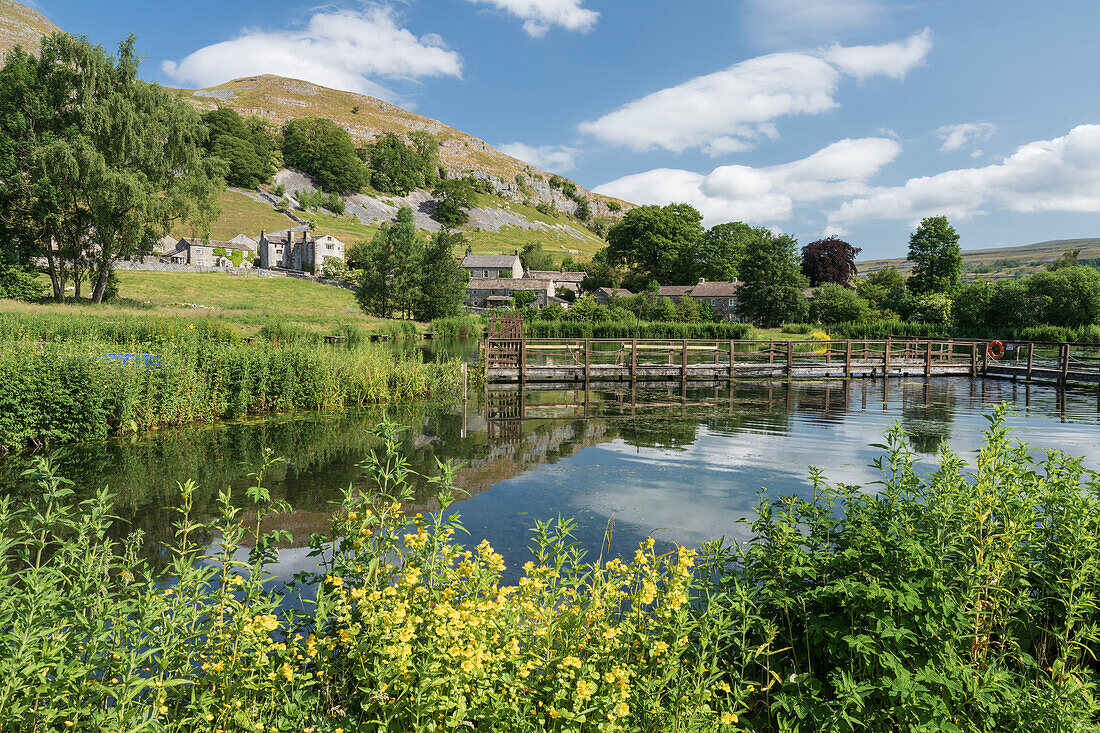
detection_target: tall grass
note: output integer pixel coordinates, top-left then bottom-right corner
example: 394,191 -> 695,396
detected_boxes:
0,310 -> 239,345
1,410 -> 1097,730
525,320 -> 752,339
0,340 -> 460,451
431,315 -> 484,338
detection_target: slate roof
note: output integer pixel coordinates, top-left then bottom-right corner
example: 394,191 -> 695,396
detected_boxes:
467,277 -> 554,291
528,270 -> 587,282
461,254 -> 521,269
658,280 -> 740,298
596,287 -> 633,299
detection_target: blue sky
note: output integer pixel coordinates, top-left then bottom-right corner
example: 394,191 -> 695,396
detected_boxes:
31,0 -> 1100,258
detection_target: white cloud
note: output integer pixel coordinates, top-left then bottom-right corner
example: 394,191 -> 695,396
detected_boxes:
823,28 -> 932,80
161,7 -> 462,103
594,137 -> 900,225
465,0 -> 598,37
936,122 -> 996,152
830,125 -> 1100,225
577,31 -> 931,154
498,142 -> 579,173
743,0 -> 890,47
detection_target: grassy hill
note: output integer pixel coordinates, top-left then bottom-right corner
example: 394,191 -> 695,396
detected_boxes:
858,238 -> 1100,281
0,0 -> 58,58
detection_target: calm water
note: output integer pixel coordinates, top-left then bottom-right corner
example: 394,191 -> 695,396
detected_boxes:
2,376 -> 1098,583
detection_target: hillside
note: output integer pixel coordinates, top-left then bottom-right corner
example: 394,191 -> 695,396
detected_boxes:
858,238 -> 1100,280
173,74 -> 628,222
0,0 -> 59,57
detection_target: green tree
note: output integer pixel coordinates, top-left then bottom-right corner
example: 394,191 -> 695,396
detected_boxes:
1046,249 -> 1081,271
646,296 -> 677,321
201,108 -> 275,188
907,216 -> 962,295
511,290 -> 538,309
282,117 -> 366,193
810,283 -> 869,323
7,34 -> 222,302
363,131 -> 439,195
1027,266 -> 1100,327
415,228 -> 469,321
736,231 -> 810,327
432,178 -> 476,227
675,296 -> 702,322
519,242 -> 556,272
356,207 -> 423,318
695,221 -> 760,282
951,281 -> 994,330
605,203 -> 705,287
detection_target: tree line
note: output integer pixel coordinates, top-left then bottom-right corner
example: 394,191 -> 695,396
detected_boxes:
588,203 -> 1100,331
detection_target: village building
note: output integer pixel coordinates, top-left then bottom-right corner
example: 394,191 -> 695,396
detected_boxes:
658,279 -> 746,322
465,277 -> 557,310
593,286 -> 633,306
257,228 -> 345,272
162,234 -> 256,268
460,253 -> 524,280
527,269 -> 587,295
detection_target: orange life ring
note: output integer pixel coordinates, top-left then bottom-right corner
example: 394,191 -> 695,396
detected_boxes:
987,340 -> 1005,360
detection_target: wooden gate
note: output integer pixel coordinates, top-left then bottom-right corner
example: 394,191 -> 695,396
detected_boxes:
485,314 -> 524,370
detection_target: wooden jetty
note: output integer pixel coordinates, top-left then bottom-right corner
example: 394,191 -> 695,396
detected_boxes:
484,334 -> 1100,387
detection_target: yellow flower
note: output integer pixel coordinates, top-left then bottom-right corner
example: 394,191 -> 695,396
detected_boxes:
576,679 -> 596,700
549,708 -> 559,720
721,712 -> 738,724
159,705 -> 168,714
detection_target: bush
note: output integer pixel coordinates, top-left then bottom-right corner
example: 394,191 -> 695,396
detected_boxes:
810,283 -> 869,323
0,265 -> 45,301
607,200 -> 621,212
431,315 -> 482,338
780,323 -> 815,334
282,117 -> 367,193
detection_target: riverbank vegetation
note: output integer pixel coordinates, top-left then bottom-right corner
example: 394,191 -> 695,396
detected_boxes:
2,409 -> 1097,730
0,318 -> 460,450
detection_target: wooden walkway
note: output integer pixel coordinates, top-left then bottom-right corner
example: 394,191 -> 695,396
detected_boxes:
484,337 -> 1100,386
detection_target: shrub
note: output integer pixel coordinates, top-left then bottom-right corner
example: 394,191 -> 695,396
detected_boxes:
524,320 -> 751,339
0,265 -> 45,301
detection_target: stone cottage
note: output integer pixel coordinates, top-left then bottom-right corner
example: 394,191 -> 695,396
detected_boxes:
461,253 -> 524,280
257,228 -> 345,272
162,234 -> 256,267
465,277 -> 557,309
658,279 -> 746,322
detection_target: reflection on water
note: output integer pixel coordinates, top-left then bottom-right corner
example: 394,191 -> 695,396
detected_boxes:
2,377 -> 1098,582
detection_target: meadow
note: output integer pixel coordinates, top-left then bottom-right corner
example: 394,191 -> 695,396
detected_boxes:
3,409 -> 1098,731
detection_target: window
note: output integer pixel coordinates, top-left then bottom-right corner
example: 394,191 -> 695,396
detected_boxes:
483,270 -> 489,278
728,299 -> 735,306
710,298 -> 715,305
195,247 -> 203,254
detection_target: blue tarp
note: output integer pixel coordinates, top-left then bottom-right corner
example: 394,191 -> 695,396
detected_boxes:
104,353 -> 162,368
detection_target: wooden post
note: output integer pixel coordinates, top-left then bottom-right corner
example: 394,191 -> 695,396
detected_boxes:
786,341 -> 793,379
1061,342 -> 1070,384
584,338 -> 590,381
681,339 -> 688,380
729,339 -> 735,385
970,342 -> 977,378
924,340 -> 932,377
631,338 -> 637,380
519,335 -> 526,383
769,341 -> 775,365
1026,343 -> 1034,382
884,337 -> 891,376
845,340 -> 852,378
982,340 -> 988,375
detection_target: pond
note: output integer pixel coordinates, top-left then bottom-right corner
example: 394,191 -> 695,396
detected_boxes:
2,376 -> 1098,585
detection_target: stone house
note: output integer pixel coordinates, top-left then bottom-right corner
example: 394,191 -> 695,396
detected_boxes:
257,228 -> 345,272
461,253 -> 524,280
466,277 -> 556,309
527,268 -> 587,296
658,279 -> 746,322
593,287 -> 633,306
162,234 -> 256,267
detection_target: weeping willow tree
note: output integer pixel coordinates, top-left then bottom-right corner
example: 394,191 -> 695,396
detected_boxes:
0,33 -> 222,302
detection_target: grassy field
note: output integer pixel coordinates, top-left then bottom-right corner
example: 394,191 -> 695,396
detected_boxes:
11,271 -> 411,337
858,237 -> 1100,280
171,189 -> 298,242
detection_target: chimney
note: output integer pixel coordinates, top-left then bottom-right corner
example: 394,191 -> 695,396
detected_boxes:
260,229 -> 265,240
698,277 -> 706,284
514,248 -> 519,256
